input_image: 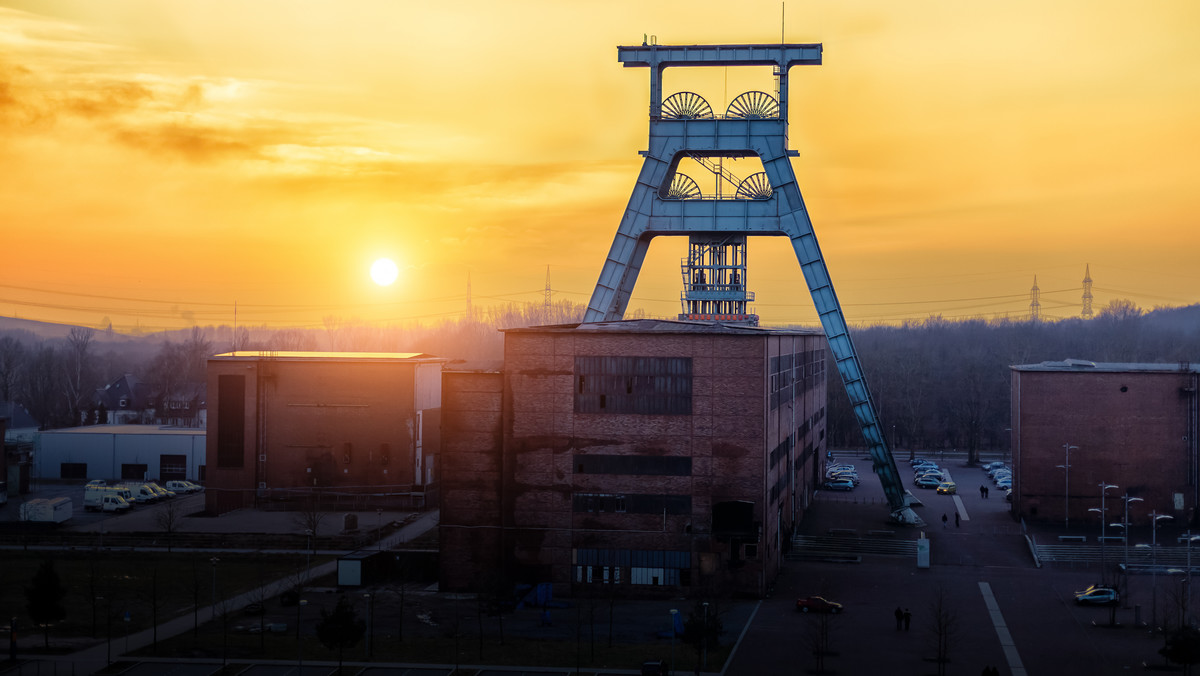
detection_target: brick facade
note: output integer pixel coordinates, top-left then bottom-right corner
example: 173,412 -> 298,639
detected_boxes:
204,351 -> 443,515
440,320 -> 828,598
1011,361 -> 1200,526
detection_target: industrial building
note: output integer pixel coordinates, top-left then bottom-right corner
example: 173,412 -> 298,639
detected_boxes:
439,319 -> 828,597
34,424 -> 206,483
204,351 -> 443,515
1010,360 -> 1200,526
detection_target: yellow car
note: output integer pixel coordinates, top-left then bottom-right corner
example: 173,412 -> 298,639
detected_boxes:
936,481 -> 957,495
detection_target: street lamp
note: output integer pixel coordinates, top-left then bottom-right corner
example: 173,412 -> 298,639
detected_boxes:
296,598 -> 307,671
702,601 -> 709,671
363,592 -> 374,660
1057,444 -> 1079,528
669,609 -> 679,676
1089,483 -> 1118,582
209,557 -> 220,617
1152,512 -> 1174,628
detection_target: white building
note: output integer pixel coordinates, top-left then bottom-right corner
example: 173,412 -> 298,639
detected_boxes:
36,424 -> 206,483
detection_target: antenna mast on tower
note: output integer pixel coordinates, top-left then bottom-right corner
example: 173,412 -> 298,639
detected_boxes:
1030,276 -> 1041,321
1082,264 -> 1093,319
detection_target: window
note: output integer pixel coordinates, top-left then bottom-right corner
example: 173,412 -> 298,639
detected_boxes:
216,375 -> 246,468
573,493 -> 690,515
574,454 -> 691,476
574,356 -> 692,415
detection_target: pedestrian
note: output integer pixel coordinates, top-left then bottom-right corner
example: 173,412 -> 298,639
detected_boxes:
955,512 -> 961,527
942,513 -> 948,528
903,608 -> 911,630
985,486 -> 990,499
894,606 -> 903,630
980,484 -> 986,499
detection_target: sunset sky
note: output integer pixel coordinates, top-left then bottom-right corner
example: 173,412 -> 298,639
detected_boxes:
2,1 -> 1198,333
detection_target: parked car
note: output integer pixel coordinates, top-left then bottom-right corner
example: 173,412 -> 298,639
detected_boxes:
823,479 -> 855,491
1075,585 -> 1119,606
641,660 -> 667,676
916,470 -> 945,481
796,596 -> 843,613
936,481 -> 957,495
914,476 -> 941,489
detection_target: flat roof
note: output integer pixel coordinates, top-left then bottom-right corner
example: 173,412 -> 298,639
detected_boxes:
1012,359 -> 1198,373
504,318 -> 824,336
41,424 -> 205,436
211,351 -> 444,363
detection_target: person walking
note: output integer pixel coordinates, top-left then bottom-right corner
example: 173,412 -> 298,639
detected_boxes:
955,512 -> 961,527
980,484 -> 986,499
942,513 -> 948,528
894,606 -> 903,630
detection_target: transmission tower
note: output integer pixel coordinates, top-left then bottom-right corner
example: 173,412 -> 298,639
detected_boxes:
1030,276 -> 1041,321
1082,264 -> 1094,318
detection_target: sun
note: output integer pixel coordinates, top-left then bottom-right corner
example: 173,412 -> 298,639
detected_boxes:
370,258 -> 399,286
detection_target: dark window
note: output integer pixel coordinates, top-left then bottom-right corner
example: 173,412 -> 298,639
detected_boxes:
574,454 -> 691,476
60,462 -> 88,479
217,375 -> 246,468
574,356 -> 692,415
160,454 -> 186,481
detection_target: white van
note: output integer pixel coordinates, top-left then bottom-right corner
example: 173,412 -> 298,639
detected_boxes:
117,483 -> 158,504
83,486 -> 131,512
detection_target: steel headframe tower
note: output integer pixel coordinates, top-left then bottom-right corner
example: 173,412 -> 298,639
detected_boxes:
583,42 -> 920,525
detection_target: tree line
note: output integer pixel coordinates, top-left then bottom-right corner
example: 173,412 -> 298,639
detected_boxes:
1,297 -> 1195,439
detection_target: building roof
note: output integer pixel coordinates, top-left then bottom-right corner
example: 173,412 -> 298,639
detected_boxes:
211,351 -> 444,363
40,424 -> 205,436
1012,359 -> 1198,373
503,318 -> 824,336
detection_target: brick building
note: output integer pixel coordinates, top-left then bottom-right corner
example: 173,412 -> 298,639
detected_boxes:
205,351 -> 443,515
440,319 -> 829,598
1010,360 -> 1200,526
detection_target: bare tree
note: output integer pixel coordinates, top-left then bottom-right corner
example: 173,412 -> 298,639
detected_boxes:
0,335 -> 26,402
62,327 -> 96,425
927,588 -> 958,676
154,500 -> 185,552
291,490 -> 329,537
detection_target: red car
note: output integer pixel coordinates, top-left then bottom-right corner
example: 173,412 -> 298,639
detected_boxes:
795,596 -> 844,613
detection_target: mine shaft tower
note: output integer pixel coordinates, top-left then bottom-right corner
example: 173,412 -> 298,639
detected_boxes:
584,42 -> 920,525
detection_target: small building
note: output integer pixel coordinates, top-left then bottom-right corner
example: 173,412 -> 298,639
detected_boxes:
439,319 -> 829,598
35,424 -> 206,483
1010,360 -> 1200,525
204,351 -> 444,515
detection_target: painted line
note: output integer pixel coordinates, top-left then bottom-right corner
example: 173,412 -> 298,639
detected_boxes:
953,495 -> 969,521
979,581 -> 1027,676
720,599 -> 762,676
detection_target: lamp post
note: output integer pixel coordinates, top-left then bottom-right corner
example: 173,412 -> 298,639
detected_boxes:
1120,495 -> 1144,586
702,601 -> 709,670
1187,535 -> 1200,625
363,592 -> 374,660
1090,483 -> 1118,583
296,598 -> 307,671
1057,444 -> 1079,528
209,557 -> 219,618
1152,512 -> 1174,628
305,529 -> 313,585
669,608 -> 679,676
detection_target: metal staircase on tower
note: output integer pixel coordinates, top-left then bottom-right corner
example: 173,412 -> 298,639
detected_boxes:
583,41 -> 921,525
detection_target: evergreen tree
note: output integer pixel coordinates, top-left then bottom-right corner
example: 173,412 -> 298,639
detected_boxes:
25,559 -> 67,649
315,596 -> 365,673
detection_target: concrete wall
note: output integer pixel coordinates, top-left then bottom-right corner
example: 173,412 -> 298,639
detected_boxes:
35,426 -> 206,482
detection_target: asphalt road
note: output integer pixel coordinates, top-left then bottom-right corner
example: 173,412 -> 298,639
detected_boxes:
727,457 -> 1176,676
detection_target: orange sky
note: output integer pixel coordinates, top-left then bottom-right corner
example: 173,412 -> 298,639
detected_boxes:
2,1 -> 1199,332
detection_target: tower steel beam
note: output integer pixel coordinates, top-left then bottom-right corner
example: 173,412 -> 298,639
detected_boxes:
584,42 -> 919,525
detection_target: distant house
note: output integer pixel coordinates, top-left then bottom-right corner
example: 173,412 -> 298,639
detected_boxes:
90,374 -> 205,428
92,374 -> 155,424
0,401 -> 39,443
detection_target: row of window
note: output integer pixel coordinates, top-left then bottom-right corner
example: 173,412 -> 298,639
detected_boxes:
574,565 -> 689,586
573,492 -> 691,515
574,357 -> 693,415
574,454 -> 692,476
768,349 -> 827,410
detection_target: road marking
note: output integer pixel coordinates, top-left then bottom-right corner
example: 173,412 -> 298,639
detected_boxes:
979,581 -> 1027,676
954,495 -> 969,521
